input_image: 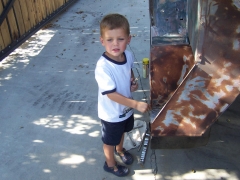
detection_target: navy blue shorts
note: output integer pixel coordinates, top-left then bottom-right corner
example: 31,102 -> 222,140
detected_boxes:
101,114 -> 134,146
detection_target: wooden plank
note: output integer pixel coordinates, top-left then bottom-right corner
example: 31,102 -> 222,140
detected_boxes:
53,0 -> 58,10
0,25 -> 11,49
58,0 -> 62,9
2,0 -> 19,41
32,0 -> 40,24
0,3 -> 3,50
0,2 -> 11,48
38,0 -> 46,21
58,0 -> 64,7
18,0 -> 31,33
50,1 -> 56,13
25,0 -> 36,28
45,0 -> 52,14
0,29 -> 4,50
53,0 -> 58,12
44,0 -> 52,16
13,0 -> 26,36
31,0 -> 38,25
37,0 -> 46,21
0,3 -> 5,51
8,6 -> 18,40
56,0 -> 60,9
33,0 -> 42,23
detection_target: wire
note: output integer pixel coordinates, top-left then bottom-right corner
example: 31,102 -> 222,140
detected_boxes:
128,44 -> 158,179
128,44 -> 149,104
150,149 -> 158,179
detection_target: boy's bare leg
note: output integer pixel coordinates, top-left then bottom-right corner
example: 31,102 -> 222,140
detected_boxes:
103,134 -> 126,170
103,144 -> 117,170
116,134 -> 124,154
115,134 -> 134,165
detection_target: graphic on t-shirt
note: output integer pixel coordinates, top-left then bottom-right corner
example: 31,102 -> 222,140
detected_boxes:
119,107 -> 133,118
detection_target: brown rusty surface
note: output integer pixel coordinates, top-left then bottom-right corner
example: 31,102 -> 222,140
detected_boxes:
151,62 -> 240,136
151,66 -> 214,136
150,0 -> 240,136
150,45 -> 195,108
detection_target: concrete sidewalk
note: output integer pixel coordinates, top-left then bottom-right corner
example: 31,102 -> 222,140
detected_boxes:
0,0 -> 240,179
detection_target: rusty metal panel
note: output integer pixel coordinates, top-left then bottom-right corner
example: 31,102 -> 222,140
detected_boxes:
151,62 -> 240,136
150,0 -> 240,137
150,45 -> 195,109
152,65 -> 214,136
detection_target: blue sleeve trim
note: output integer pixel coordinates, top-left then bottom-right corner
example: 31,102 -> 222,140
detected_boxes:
102,52 -> 127,65
102,88 -> 116,95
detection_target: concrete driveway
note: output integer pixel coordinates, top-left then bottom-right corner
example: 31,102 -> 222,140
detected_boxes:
0,0 -> 240,179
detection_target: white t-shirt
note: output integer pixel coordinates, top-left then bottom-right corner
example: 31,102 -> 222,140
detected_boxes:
95,50 -> 134,122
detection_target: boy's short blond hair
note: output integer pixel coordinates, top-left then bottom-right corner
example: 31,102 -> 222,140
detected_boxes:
100,13 -> 130,36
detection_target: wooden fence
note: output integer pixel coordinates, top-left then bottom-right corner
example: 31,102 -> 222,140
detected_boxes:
0,0 -> 76,61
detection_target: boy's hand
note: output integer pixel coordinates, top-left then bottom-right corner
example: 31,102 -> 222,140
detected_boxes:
136,102 -> 149,113
130,78 -> 138,92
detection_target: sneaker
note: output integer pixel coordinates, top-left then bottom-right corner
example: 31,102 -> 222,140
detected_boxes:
103,161 -> 129,177
114,147 -> 134,165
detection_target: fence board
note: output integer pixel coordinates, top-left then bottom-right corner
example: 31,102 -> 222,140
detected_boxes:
34,1 -> 42,23
18,0 -> 31,32
2,0 -> 19,41
0,2 -> 11,49
0,3 -> 4,50
53,0 -> 58,9
30,0 -> 39,24
36,0 -> 46,22
59,0 -> 64,7
39,1 -> 46,22
25,0 -> 36,27
0,26 -> 11,49
3,0 -> 18,40
13,0 -> 26,36
47,1 -> 53,14
0,29 -> 4,50
51,1 -> 56,13
8,9 -> 18,40
46,0 -> 53,16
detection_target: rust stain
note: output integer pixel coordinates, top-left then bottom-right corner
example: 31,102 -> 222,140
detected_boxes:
150,45 -> 195,108
152,66 -> 214,136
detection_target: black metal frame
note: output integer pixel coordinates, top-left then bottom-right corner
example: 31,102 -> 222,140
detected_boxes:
0,0 -> 16,27
0,0 -> 77,61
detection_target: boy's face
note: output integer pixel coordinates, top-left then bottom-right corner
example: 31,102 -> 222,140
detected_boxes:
100,28 -> 131,61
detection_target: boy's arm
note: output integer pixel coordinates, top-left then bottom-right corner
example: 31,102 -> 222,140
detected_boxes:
107,92 -> 148,113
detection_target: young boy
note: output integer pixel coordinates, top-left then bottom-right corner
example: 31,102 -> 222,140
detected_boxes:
95,13 -> 148,177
